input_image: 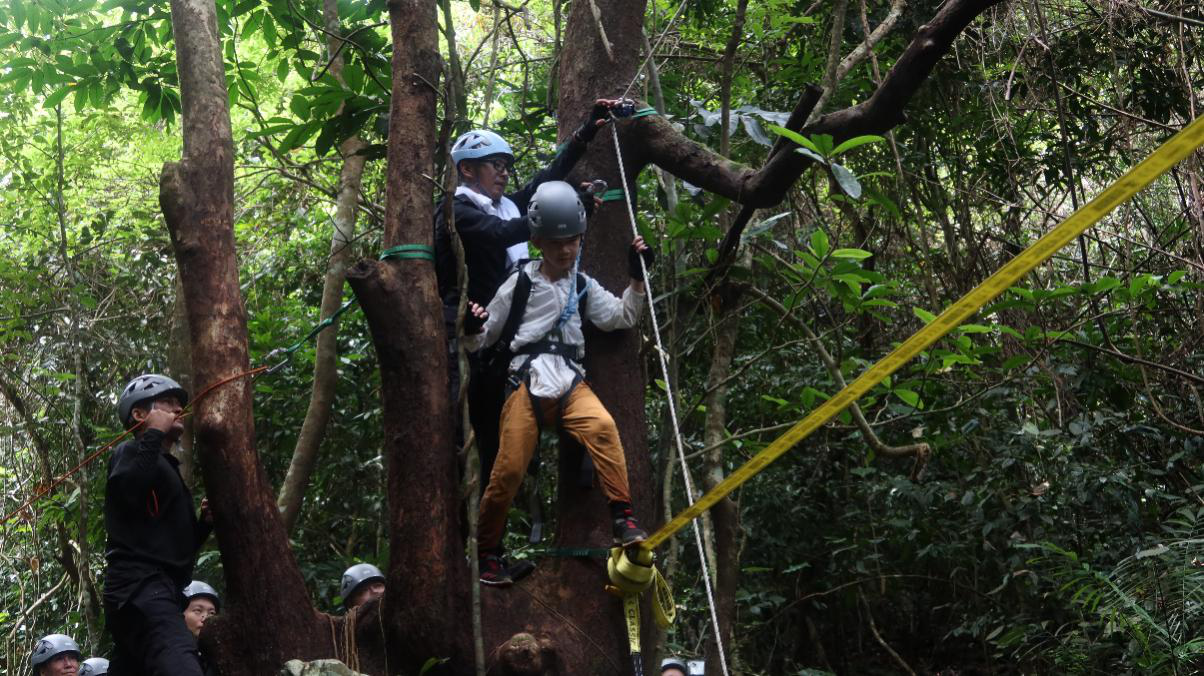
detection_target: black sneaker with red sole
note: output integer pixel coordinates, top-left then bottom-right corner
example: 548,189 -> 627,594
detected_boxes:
479,554 -> 513,587
612,508 -> 648,547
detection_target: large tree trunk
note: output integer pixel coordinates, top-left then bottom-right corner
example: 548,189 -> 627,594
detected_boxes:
346,0 -> 473,671
159,0 -> 332,673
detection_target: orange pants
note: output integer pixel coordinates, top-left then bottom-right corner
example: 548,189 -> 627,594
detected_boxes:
478,382 -> 632,551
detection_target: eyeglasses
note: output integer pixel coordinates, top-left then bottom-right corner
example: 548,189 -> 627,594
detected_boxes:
482,158 -> 514,174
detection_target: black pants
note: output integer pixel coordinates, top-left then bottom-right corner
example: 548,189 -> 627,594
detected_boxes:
467,352 -> 506,491
105,573 -> 203,676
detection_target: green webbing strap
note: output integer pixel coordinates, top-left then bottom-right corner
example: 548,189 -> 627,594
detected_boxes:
536,546 -> 611,558
379,244 -> 435,261
600,189 -> 626,202
265,297 -> 359,373
630,107 -> 659,119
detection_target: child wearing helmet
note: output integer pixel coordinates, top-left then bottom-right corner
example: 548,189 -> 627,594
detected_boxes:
434,99 -> 623,510
103,374 -> 212,675
464,180 -> 655,586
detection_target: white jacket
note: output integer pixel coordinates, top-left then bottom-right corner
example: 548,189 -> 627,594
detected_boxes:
467,260 -> 645,398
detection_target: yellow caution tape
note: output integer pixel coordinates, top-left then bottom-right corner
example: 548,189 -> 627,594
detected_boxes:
643,115 -> 1204,552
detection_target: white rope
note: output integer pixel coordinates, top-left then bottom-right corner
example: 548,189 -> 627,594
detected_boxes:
610,123 -> 732,676
621,0 -> 691,100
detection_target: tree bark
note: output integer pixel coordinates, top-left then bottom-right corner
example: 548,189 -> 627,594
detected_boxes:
159,0 -> 330,672
345,0 -> 472,670
276,0 -> 369,534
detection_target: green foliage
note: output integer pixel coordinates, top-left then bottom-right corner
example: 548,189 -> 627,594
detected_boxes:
2,0 -> 1204,673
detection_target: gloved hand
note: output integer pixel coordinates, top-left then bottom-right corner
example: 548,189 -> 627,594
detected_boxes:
578,180 -> 605,217
573,99 -> 615,143
628,236 -> 655,281
464,302 -> 488,334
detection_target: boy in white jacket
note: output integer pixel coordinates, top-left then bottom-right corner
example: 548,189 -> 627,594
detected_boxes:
465,180 -> 654,587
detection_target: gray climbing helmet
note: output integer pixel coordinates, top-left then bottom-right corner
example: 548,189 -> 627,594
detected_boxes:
528,181 -> 587,239
30,634 -> 80,669
340,563 -> 385,607
117,373 -> 188,428
80,657 -> 110,675
183,580 -> 221,611
451,129 -> 514,167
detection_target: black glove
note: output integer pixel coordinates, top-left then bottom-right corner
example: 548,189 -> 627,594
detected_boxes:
578,188 -> 598,218
464,307 -> 486,334
628,242 -> 655,281
573,102 -> 612,143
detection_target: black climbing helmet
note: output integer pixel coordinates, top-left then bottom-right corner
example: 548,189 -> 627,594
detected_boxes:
30,634 -> 81,670
183,580 -> 221,612
117,374 -> 188,429
340,563 -> 385,608
528,181 -> 587,240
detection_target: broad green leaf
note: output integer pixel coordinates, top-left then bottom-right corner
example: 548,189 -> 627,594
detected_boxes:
830,248 -> 872,260
740,114 -> 773,146
289,95 -> 310,120
794,146 -> 826,164
894,388 -> 921,408
766,124 -> 820,154
43,85 -> 73,109
913,307 -> 936,324
956,323 -> 993,334
810,229 -> 829,258
831,134 -> 885,156
829,162 -> 861,199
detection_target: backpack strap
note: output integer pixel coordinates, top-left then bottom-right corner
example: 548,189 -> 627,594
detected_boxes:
498,267 -> 532,350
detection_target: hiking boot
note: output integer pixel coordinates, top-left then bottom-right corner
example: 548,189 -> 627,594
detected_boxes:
610,503 -> 647,547
479,554 -> 513,587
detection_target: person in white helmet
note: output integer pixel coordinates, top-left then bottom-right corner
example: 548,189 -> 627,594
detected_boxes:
30,633 -> 82,676
182,581 -> 220,639
435,101 -> 624,520
339,562 -> 386,611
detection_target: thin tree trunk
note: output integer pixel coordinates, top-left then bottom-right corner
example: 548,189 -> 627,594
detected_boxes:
53,104 -> 103,644
276,0 -> 369,533
439,0 -> 470,128
159,0 -> 329,672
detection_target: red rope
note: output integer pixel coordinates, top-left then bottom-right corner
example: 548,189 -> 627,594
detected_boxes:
1,365 -> 269,525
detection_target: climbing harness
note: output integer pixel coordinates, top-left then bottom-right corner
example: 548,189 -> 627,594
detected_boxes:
641,114 -> 1204,550
608,117 -> 731,676
4,244 -> 435,526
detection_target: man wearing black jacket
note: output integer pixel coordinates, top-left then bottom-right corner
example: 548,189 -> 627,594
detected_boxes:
104,374 -> 211,676
435,100 -> 618,497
